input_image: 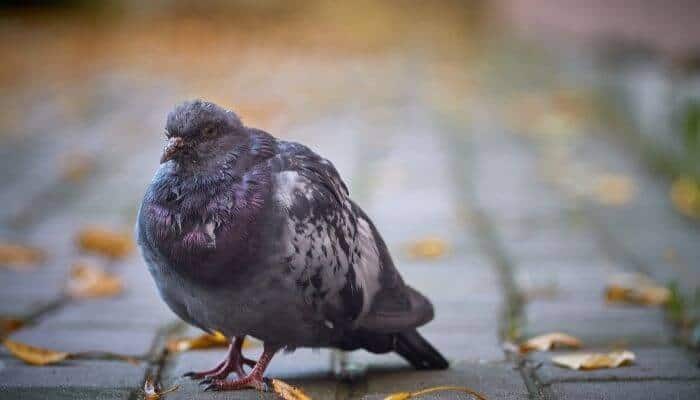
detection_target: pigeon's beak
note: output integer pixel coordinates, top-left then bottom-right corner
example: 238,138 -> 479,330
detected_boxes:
160,137 -> 185,164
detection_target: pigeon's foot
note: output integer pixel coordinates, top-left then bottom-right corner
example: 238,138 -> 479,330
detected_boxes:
185,336 -> 252,380
202,343 -> 278,392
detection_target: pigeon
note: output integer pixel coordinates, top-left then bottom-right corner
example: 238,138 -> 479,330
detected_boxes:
136,99 -> 448,392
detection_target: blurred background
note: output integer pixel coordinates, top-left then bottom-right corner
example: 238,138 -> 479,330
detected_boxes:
1,1 -> 700,399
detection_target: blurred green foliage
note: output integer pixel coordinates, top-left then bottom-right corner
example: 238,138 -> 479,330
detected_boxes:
682,100 -> 700,156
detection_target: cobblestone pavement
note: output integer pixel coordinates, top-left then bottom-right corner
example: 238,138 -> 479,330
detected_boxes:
1,11 -> 700,400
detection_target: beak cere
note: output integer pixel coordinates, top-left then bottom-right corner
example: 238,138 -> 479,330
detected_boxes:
160,137 -> 185,164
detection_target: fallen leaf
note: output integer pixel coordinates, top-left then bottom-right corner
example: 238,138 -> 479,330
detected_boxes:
552,350 -> 635,370
0,242 -> 45,270
270,378 -> 312,400
165,331 -> 258,353
76,227 -> 134,259
66,261 -> 124,299
3,338 -> 141,366
59,152 -> 95,183
144,376 -> 179,399
593,174 -> 635,206
384,385 -> 488,400
670,176 -> 700,218
519,332 -> 582,353
605,273 -> 670,306
0,317 -> 24,338
407,237 -> 449,260
2,339 -> 69,366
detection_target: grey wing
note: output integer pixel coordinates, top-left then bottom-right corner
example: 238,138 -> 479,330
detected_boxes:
350,202 -> 435,333
271,140 -> 434,333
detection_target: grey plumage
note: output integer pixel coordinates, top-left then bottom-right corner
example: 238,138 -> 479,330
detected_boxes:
137,99 -> 448,372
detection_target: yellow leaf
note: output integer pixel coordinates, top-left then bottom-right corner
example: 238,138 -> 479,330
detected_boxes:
407,237 -> 449,260
76,227 -> 134,259
552,350 -> 635,370
383,386 -> 488,400
605,273 -> 670,306
670,176 -> 700,218
2,339 -> 70,366
59,152 -> 95,183
593,174 -> 635,206
384,393 -> 411,400
166,331 -> 234,353
270,378 -> 312,400
0,242 -> 45,270
519,332 -> 582,353
144,376 -> 179,399
66,261 -> 124,299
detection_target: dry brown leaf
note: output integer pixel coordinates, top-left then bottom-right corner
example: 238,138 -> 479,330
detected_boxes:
144,376 -> 179,399
384,385 -> 488,400
76,227 -> 134,259
0,242 -> 45,270
2,339 -> 70,366
552,350 -> 635,370
66,262 -> 124,299
0,317 -> 24,338
3,337 -> 140,366
407,237 -> 449,260
594,174 -> 635,206
519,332 -> 583,353
270,379 -> 312,400
165,331 -> 259,353
605,273 -> 670,306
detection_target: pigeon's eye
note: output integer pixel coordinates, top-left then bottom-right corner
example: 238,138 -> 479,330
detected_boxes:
202,126 -> 216,138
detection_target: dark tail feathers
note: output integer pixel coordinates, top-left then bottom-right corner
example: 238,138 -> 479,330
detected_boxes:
395,329 -> 449,370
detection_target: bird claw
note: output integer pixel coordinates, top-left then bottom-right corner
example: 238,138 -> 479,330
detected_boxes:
199,378 -> 213,385
203,382 -> 220,392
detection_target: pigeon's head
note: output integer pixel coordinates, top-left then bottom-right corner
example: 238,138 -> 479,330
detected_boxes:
161,99 -> 245,167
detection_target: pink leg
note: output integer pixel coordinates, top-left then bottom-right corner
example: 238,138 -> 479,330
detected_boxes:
185,336 -> 249,380
203,343 -> 279,392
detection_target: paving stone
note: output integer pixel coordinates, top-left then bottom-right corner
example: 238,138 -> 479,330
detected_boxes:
361,360 -> 529,399
548,380 -> 700,400
515,258 -> 615,302
530,346 -> 700,384
0,388 -> 132,400
397,261 -> 501,304
498,224 -> 603,261
3,322 -> 158,358
525,301 -> 673,347
0,358 -> 145,390
594,218 -> 700,293
38,295 -> 178,329
0,294 -> 60,317
0,266 -> 67,317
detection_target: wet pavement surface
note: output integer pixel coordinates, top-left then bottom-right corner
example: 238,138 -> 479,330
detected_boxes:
1,3 -> 699,399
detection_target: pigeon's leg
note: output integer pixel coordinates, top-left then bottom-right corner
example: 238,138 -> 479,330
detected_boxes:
204,343 -> 280,392
185,336 -> 246,380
